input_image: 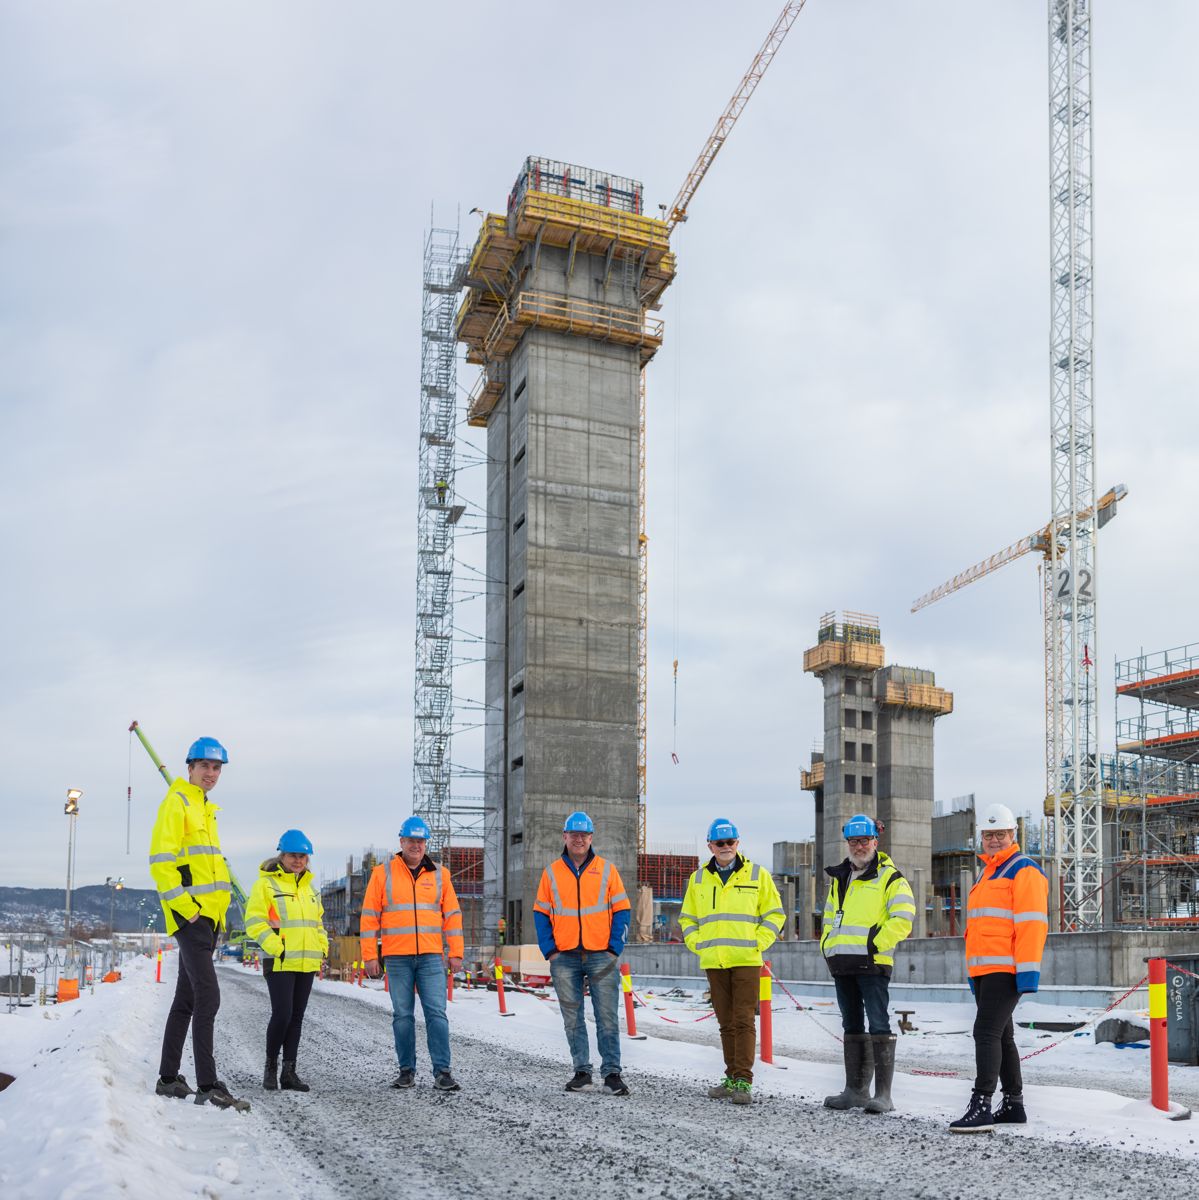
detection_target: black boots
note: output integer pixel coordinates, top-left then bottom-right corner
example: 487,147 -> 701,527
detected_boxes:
280,1061 -> 310,1092
864,1034 -> 897,1114
263,1056 -> 279,1091
824,1034 -> 874,1109
949,1089 -> 994,1133
993,1093 -> 1027,1124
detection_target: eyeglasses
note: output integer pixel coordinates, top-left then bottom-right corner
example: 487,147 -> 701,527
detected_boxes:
711,839 -> 737,848
846,837 -> 876,848
981,830 -> 1013,841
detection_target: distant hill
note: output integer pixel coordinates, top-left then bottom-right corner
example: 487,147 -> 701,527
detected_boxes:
0,884 -> 164,935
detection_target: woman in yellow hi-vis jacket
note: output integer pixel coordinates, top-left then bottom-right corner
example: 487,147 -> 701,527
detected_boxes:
244,829 -> 328,1092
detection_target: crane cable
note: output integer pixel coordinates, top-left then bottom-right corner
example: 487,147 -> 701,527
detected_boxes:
671,270 -> 682,766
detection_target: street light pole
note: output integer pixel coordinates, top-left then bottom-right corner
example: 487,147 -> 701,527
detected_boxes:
106,876 -> 125,937
64,790 -> 82,957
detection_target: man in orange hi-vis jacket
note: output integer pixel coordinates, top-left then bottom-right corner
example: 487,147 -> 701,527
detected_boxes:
534,811 -> 632,1097
950,802 -> 1049,1133
361,816 -> 464,1093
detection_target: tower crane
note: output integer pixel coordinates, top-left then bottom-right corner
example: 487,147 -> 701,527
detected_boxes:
635,1 -> 809,860
912,0 -> 1104,930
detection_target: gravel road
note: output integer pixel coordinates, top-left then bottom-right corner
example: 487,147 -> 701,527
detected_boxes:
216,971 -> 1199,1200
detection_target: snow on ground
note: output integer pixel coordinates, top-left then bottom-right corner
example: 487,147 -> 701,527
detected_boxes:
3,953 -> 1199,1199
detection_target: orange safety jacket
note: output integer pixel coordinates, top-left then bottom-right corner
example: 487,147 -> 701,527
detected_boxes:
359,854 -> 464,961
533,851 -> 630,953
965,841 -> 1049,992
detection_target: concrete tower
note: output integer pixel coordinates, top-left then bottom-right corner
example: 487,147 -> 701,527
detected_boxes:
802,612 -> 952,897
456,158 -> 675,943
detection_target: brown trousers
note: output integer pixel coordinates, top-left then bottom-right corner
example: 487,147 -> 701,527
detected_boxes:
706,965 -> 760,1083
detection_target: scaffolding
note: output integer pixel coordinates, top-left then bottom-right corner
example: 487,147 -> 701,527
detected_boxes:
1114,642 -> 1199,926
413,227 -> 466,855
802,611 -> 886,675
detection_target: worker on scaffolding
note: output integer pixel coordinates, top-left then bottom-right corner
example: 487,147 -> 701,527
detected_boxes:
950,802 -> 1048,1133
434,478 -> 448,505
361,816 -> 464,1092
819,813 -> 915,1115
148,736 -> 248,1112
680,818 -> 785,1106
534,811 -> 632,1096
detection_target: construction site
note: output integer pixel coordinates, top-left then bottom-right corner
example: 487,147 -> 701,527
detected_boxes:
406,0 -> 1199,959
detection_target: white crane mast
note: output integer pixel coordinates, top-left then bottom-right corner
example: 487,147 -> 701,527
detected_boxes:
1048,0 -> 1101,927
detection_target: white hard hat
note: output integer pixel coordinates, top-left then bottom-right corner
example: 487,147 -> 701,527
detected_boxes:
977,802 -> 1017,837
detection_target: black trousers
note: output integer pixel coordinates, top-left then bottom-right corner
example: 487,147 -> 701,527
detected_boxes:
263,961 -> 315,1061
159,917 -> 221,1088
972,972 -> 1023,1096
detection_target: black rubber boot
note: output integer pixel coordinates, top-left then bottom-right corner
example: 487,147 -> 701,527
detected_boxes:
263,1056 -> 279,1091
823,1034 -> 874,1109
280,1061 -> 310,1092
949,1089 -> 994,1133
993,1094 -> 1027,1124
864,1034 -> 897,1114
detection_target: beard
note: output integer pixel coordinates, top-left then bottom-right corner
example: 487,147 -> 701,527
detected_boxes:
849,849 -> 874,870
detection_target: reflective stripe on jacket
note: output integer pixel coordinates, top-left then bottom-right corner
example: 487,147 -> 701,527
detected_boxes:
359,855 -> 464,960
245,858 -> 329,972
147,778 -> 232,935
533,852 -> 631,954
819,851 -> 914,977
965,841 -> 1049,992
679,856 -> 785,970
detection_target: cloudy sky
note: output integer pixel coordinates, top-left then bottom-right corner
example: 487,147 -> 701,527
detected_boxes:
3,2 -> 1196,894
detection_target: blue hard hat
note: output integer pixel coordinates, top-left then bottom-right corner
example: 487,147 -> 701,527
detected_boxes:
843,813 -> 879,839
186,737 -> 228,764
706,818 -> 739,842
399,816 -> 432,840
563,811 -> 594,833
277,829 -> 314,855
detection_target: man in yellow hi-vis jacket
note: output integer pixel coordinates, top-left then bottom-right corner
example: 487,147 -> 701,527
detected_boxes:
820,813 -> 915,1115
148,736 -> 247,1111
680,817 -> 785,1106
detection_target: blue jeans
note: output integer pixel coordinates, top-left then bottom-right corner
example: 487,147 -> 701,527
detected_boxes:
384,954 -> 451,1076
833,973 -> 892,1035
550,950 -> 621,1076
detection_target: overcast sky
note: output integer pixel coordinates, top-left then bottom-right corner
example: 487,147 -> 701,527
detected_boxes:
3,2 -> 1196,894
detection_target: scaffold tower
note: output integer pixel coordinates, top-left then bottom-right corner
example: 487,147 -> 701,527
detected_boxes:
1047,0 -> 1102,928
1115,644 -> 1199,926
413,226 -> 466,854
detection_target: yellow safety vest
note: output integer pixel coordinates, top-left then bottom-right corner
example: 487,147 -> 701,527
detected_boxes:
820,851 -> 915,975
148,778 -> 232,934
680,857 -> 785,970
245,859 -> 329,972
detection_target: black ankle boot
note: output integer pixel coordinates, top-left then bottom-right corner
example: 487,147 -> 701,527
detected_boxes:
949,1089 -> 994,1133
263,1056 -> 278,1091
280,1061 -> 309,1092
993,1093 -> 1026,1124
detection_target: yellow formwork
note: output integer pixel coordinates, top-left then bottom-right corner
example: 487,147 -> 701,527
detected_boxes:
465,214 -> 519,291
877,681 -> 954,715
803,640 -> 886,675
513,191 -> 671,261
467,372 -> 505,428
455,288 -> 503,354
482,291 -> 664,367
801,760 -> 825,791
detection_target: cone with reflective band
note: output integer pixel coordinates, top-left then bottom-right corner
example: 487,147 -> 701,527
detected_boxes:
1149,958 -> 1168,1111
759,963 -> 773,1065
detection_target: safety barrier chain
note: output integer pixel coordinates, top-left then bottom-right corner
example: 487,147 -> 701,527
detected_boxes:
631,987 -> 715,1023
1017,972 -> 1149,1063
1166,960 -> 1199,982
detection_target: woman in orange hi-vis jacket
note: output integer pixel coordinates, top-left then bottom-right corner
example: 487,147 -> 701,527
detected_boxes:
360,816 -> 464,1092
950,802 -> 1049,1133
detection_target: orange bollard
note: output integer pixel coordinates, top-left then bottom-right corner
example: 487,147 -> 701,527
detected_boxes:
495,957 -> 514,1017
758,962 -> 773,1065
1149,958 -> 1169,1111
621,963 -> 647,1039
156,949 -> 162,983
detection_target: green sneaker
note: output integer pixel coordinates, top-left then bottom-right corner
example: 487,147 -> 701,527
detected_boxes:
730,1079 -> 753,1106
706,1077 -> 735,1100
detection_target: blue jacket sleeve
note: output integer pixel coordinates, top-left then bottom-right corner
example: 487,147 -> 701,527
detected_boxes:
609,908 -> 631,955
534,910 -> 557,959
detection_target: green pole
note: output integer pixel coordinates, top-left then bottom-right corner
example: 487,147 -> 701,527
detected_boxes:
128,720 -> 173,786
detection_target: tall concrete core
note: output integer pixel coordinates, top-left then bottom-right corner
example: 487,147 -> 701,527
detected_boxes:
456,158 -> 675,944
801,612 -> 953,898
